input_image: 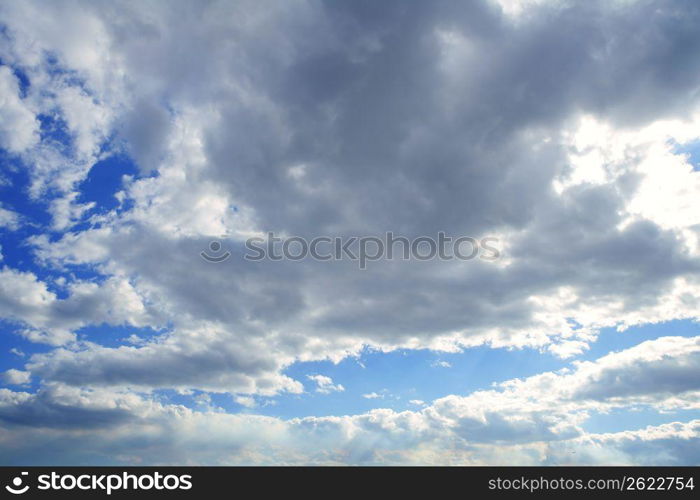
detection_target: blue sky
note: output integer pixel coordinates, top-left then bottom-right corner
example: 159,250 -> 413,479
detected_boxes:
0,0 -> 700,466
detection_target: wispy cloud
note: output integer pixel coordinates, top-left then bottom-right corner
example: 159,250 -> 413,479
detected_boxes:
307,375 -> 345,395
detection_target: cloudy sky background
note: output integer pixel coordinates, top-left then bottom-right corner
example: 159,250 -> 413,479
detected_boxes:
0,0 -> 700,465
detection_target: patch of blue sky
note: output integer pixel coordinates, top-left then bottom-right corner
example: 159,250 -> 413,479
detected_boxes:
255,344 -> 566,419
74,324 -> 167,349
582,407 -> 700,435
0,319 -> 52,392
0,143 -> 154,383
577,319 -> 699,362
672,139 -> 700,171
0,155 -> 55,279
76,153 -> 139,215
248,319 -> 700,419
5,318 -> 696,421
142,385 -> 253,413
135,320 -> 700,417
36,112 -> 73,155
0,160 -> 103,295
1,109 -> 145,272
0,152 -> 52,228
151,389 -> 192,408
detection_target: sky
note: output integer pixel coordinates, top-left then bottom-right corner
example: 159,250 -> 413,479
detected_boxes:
0,0 -> 699,465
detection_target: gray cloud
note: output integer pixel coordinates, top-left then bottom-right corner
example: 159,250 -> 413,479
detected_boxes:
0,0 -> 696,395
0,0 -> 699,464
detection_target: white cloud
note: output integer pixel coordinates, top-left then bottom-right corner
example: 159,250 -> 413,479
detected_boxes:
0,65 -> 38,154
0,205 -> 21,231
363,392 -> 383,400
0,267 -> 157,346
1,369 -> 30,386
307,375 -> 344,395
54,85 -> 112,159
234,396 -> 256,408
28,323 -> 304,396
432,361 -> 452,368
48,192 -> 95,231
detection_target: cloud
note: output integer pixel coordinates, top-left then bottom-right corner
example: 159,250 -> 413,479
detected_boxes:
494,336 -> 700,412
432,361 -> 452,368
0,205 -> 21,231
28,323 -> 304,396
0,336 -> 699,465
1,370 -> 30,386
307,375 -> 345,395
0,65 -> 38,154
0,0 -> 699,464
234,396 -> 256,409
0,267 -> 157,345
6,3 -> 700,386
2,0 -> 694,401
544,420 -> 700,466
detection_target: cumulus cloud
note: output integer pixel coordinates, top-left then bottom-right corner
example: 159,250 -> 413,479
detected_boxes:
0,267 -> 158,345
1,370 -> 30,386
28,325 -> 304,395
544,420 -> 700,466
234,396 -> 256,409
0,337 -> 699,464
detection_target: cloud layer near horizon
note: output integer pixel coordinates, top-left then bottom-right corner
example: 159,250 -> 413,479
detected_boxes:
2,335 -> 700,465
